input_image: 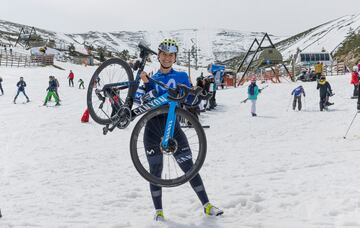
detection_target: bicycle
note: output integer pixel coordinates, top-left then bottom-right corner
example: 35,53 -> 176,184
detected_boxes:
87,42 -> 212,187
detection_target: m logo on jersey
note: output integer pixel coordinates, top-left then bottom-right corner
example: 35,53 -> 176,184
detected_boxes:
155,78 -> 176,94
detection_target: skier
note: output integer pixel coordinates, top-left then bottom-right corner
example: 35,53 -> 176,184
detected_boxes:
78,78 -> 85,89
291,85 -> 306,111
247,77 -> 260,116
350,66 -> 359,98
140,38 -> 223,221
43,76 -> 60,106
317,75 -> 334,111
13,77 -> 30,104
0,76 -> 3,95
68,70 -> 74,87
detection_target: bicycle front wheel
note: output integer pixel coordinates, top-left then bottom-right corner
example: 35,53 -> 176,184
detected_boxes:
87,58 -> 134,125
130,106 -> 207,187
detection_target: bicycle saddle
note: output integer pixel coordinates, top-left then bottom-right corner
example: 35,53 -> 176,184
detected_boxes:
138,41 -> 157,55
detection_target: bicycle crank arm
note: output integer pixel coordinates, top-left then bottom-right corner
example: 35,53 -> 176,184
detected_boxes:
102,121 -> 120,135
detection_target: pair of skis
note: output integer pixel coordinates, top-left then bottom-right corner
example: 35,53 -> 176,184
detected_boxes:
241,85 -> 269,103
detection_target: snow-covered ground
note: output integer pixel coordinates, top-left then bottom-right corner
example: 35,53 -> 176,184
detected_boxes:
0,62 -> 360,228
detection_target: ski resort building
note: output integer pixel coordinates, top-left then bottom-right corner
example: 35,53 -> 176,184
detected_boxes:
296,52 -> 333,66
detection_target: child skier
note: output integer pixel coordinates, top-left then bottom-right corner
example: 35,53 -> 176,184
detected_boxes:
78,78 -> 85,89
351,66 -> 359,98
247,77 -> 260,116
317,75 -> 333,111
43,76 -> 60,106
291,85 -> 306,111
13,77 -> 30,103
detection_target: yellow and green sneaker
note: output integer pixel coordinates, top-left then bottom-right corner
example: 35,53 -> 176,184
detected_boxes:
204,203 -> 224,216
154,210 -> 165,221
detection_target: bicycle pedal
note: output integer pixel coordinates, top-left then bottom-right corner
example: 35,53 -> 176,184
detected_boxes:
103,125 -> 109,135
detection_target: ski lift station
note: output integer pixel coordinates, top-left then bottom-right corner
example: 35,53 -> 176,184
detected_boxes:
295,52 -> 333,66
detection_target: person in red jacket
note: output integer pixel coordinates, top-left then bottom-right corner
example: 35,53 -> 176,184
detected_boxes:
68,70 -> 74,87
351,66 -> 359,98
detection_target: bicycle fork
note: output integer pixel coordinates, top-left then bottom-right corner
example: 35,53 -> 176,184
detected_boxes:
161,101 -> 177,154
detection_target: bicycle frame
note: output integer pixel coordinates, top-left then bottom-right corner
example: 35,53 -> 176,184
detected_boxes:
102,69 -> 182,150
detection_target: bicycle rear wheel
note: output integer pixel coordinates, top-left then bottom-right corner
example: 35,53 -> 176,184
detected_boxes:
130,106 -> 207,187
87,58 -> 134,125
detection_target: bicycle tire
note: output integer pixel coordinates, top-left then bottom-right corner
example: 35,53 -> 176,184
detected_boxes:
87,58 -> 134,125
130,106 -> 207,187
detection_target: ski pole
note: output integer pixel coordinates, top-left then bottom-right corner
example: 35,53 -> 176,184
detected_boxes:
286,96 -> 292,112
241,98 -> 248,104
343,111 -> 358,139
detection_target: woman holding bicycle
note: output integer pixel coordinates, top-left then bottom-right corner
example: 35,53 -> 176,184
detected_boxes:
140,39 -> 223,221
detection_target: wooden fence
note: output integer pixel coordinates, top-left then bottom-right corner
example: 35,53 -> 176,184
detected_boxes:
0,50 -> 54,67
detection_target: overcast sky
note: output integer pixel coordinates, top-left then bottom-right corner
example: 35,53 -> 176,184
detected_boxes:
2,0 -> 359,36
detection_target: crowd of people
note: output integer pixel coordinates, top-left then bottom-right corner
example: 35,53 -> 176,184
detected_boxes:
297,62 -> 324,82
249,62 -> 360,116
0,70 -> 86,106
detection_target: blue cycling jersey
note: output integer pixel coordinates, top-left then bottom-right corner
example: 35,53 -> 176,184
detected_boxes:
144,69 -> 191,96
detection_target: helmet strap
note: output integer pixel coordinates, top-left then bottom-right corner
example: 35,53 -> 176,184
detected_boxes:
160,63 -> 172,70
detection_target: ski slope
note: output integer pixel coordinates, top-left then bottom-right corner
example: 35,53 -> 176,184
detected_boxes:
0,63 -> 360,228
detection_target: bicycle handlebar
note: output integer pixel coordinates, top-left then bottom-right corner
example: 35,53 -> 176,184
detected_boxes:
167,84 -> 202,102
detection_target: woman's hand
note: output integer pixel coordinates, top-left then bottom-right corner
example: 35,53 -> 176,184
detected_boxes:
140,71 -> 149,83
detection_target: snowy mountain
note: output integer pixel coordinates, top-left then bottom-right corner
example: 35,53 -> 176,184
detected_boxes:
0,13 -> 359,67
276,13 -> 360,59
0,19 -> 284,66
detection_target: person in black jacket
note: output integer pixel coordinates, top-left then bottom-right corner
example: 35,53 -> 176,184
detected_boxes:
196,74 -> 206,112
13,77 -> 30,103
317,76 -> 334,111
